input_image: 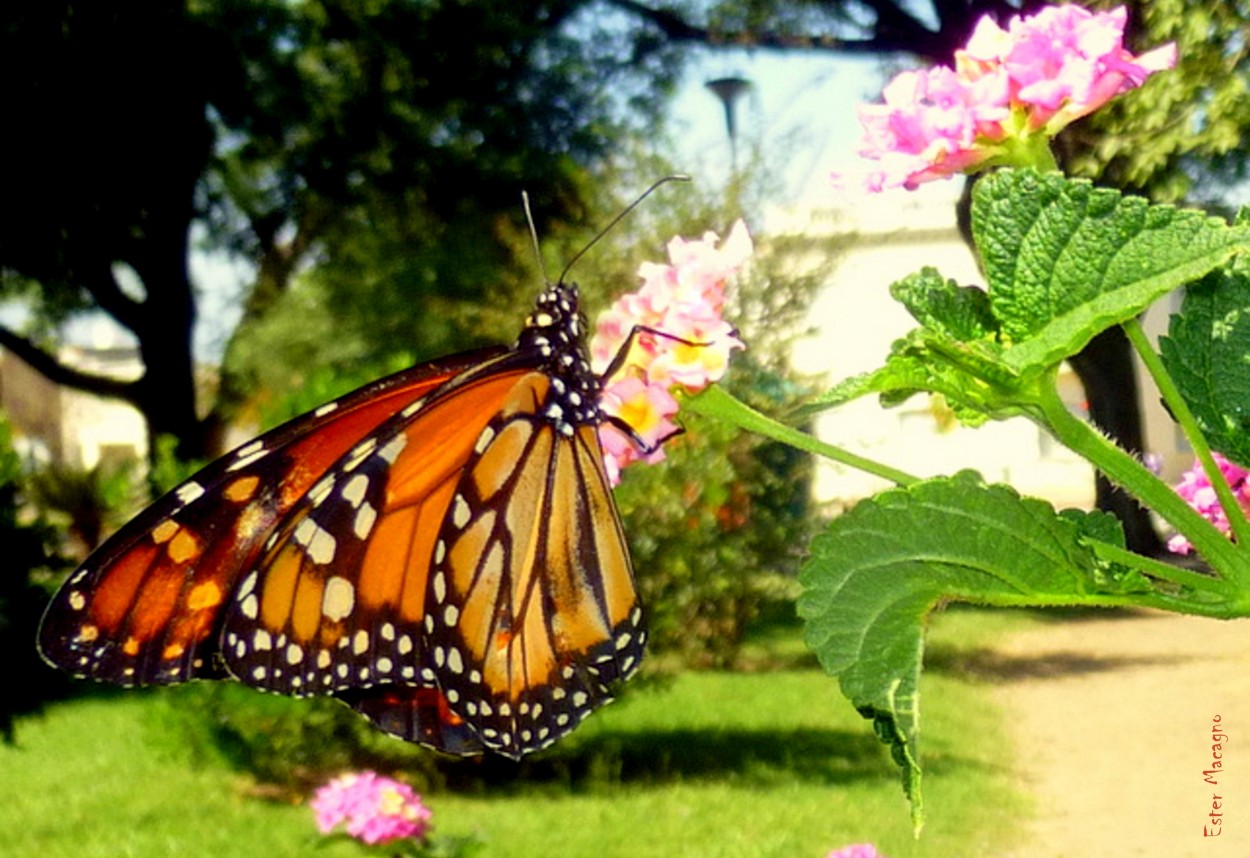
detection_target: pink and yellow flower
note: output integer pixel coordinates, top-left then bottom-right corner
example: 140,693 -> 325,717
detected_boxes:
835,4 -> 1176,192
1167,453 -> 1250,555
593,220 -> 750,483
310,770 -> 432,846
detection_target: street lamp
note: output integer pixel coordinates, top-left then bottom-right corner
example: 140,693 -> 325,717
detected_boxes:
704,76 -> 750,172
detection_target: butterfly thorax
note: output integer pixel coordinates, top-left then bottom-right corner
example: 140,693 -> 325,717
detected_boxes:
515,281 -> 603,436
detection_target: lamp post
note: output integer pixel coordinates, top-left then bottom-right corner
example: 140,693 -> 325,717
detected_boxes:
704,76 -> 750,172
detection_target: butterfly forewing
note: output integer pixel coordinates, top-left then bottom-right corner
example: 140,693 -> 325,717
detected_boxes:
37,349 -> 504,686
220,362 -> 531,697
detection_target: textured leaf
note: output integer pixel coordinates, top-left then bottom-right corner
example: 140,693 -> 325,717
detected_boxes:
1159,258 -> 1250,468
975,170 -> 1250,374
796,471 -> 1125,824
891,268 -> 999,342
806,271 -> 1023,424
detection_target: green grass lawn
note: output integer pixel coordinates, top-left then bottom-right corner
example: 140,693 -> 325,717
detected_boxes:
1,608 -> 1035,858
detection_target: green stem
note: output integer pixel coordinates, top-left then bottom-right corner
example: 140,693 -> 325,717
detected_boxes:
683,386 -> 919,487
1014,133 -> 1060,173
1085,538 -> 1229,597
1122,317 -> 1250,552
1035,373 -> 1246,583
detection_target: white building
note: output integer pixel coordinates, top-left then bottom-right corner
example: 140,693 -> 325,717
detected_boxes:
0,343 -> 147,470
783,184 -> 1188,513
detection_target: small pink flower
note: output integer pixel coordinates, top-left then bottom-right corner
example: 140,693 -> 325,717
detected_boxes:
839,65 -> 1010,191
598,376 -> 681,483
1167,452 -> 1250,554
311,770 -> 432,846
591,220 -> 751,483
836,4 -> 1175,192
827,845 -> 886,858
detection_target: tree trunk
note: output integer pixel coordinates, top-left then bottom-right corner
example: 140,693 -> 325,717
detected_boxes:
127,217 -> 207,465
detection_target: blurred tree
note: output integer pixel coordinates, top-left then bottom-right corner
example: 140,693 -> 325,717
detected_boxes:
7,0 -> 1242,554
0,0 -> 682,461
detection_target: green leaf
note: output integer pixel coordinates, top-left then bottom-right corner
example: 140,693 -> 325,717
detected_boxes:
806,271 -> 1028,424
892,267 -> 999,342
796,471 -> 1126,826
1159,258 -> 1250,468
974,169 -> 1250,374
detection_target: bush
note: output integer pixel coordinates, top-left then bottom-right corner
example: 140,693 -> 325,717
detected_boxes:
614,366 -> 813,669
0,417 -> 73,742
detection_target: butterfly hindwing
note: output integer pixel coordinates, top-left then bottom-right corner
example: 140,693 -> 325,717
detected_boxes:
336,685 -> 486,755
423,371 -> 646,757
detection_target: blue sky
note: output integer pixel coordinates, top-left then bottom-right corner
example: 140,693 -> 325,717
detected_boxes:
666,51 -> 889,203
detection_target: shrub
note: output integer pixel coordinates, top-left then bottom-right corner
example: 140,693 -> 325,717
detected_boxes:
0,417 -> 73,742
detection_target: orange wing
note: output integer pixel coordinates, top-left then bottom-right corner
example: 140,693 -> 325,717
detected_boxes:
40,278 -> 648,759
421,372 -> 644,757
37,348 -> 507,687
217,364 -> 530,696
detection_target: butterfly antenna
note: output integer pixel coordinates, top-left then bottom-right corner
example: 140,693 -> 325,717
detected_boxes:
521,190 -> 552,284
558,174 -> 692,284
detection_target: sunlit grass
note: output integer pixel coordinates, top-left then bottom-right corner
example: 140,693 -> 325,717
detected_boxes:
1,608 -> 1036,857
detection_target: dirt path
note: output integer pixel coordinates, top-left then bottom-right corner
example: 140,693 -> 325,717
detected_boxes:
995,611 -> 1249,857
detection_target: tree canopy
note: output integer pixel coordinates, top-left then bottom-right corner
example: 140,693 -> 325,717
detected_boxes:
0,0 -> 682,458
3,0 -> 1247,481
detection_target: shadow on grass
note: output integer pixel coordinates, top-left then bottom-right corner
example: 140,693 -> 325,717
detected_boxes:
925,606 -> 1195,682
926,643 -> 1190,682
429,725 -> 890,794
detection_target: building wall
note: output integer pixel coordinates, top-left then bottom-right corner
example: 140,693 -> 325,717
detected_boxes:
783,186 -> 1179,513
0,345 -> 147,470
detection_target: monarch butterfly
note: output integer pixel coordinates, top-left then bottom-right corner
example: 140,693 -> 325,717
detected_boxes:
38,225 -> 664,759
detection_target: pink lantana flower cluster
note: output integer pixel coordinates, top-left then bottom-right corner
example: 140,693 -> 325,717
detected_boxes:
836,4 -> 1176,192
592,220 -> 751,483
310,770 -> 433,847
1167,453 -> 1250,555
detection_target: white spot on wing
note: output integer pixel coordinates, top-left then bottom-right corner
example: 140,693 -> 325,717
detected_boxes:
446,646 -> 463,674
294,518 -> 337,565
475,425 -> 496,453
451,494 -> 470,529
378,433 -> 407,464
344,437 -> 377,472
176,481 -> 205,505
354,503 -> 377,540
227,441 -> 267,472
308,474 -> 336,506
240,593 -> 259,620
342,474 -> 370,507
322,576 -> 355,621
